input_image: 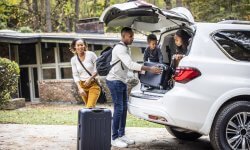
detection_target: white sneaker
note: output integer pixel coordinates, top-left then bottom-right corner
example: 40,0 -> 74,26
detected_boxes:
111,138 -> 128,148
119,135 -> 135,145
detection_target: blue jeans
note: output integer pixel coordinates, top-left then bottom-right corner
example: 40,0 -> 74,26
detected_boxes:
106,80 -> 128,140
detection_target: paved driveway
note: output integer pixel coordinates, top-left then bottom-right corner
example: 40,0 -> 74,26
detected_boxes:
0,124 -> 213,150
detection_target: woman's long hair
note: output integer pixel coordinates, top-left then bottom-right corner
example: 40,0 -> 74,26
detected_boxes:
70,38 -> 87,54
175,29 -> 191,53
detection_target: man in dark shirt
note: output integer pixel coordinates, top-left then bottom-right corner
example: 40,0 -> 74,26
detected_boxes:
143,34 -> 163,63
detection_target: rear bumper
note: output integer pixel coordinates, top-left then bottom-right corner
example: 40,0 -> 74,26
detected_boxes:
128,95 -> 176,126
128,85 -> 210,134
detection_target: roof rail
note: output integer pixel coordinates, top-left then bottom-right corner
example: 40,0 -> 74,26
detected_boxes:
218,20 -> 250,25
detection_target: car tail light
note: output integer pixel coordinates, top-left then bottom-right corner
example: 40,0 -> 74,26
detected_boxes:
174,67 -> 201,83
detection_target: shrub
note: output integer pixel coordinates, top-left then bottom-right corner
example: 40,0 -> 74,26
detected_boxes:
0,58 -> 20,106
0,22 -> 7,29
18,26 -> 33,33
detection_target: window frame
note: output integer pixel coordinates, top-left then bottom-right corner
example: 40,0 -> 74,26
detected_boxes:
60,66 -> 73,79
58,43 -> 73,63
18,43 -> 37,65
41,42 -> 56,64
41,67 -> 57,80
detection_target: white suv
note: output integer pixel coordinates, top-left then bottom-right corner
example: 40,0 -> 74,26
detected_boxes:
100,1 -> 250,150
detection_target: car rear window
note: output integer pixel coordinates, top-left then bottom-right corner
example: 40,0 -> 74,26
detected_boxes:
213,30 -> 250,61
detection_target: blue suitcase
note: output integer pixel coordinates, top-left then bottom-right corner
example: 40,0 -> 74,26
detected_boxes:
77,108 -> 112,150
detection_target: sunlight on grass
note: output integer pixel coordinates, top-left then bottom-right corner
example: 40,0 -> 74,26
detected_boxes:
0,104 -> 164,128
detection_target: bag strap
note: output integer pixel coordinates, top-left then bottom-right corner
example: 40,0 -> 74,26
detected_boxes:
76,54 -> 101,86
111,60 -> 121,67
77,54 -> 92,77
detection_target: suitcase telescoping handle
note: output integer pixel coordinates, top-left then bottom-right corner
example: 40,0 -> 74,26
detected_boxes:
89,108 -> 105,113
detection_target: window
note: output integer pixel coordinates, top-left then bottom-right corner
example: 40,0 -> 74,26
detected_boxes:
93,44 -> 103,51
61,67 -> 72,79
18,44 -> 37,65
0,43 -> 9,59
88,44 -> 92,51
213,31 -> 250,61
43,68 -> 56,79
33,68 -> 39,98
0,43 -> 17,61
41,43 -> 56,64
59,43 -> 73,62
10,44 -> 17,61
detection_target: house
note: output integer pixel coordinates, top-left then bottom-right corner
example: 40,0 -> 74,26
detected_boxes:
0,30 -> 147,102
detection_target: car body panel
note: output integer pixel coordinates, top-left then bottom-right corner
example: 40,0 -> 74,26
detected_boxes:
129,23 -> 250,134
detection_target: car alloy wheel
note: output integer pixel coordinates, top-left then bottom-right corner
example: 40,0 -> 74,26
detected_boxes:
226,112 -> 250,150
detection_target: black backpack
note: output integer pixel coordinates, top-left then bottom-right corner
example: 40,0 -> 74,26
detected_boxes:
96,43 -> 124,76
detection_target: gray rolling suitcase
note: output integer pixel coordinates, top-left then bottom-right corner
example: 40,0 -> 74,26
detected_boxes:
77,108 -> 112,150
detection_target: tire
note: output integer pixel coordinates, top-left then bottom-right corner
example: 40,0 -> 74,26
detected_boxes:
165,126 -> 202,141
210,101 -> 250,150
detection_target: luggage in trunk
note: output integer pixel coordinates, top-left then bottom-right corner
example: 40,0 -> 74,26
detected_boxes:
77,108 -> 112,150
139,62 -> 173,90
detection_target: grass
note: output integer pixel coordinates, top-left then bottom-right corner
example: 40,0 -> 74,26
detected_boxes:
0,103 -> 164,128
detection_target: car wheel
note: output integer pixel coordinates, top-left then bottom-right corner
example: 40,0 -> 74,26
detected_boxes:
210,101 -> 250,150
165,126 -> 202,141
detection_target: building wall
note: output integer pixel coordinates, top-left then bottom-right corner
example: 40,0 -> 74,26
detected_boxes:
0,38 -> 145,103
38,79 -> 77,103
38,77 -> 139,104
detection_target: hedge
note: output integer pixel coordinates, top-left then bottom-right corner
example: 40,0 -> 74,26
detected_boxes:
0,58 -> 20,106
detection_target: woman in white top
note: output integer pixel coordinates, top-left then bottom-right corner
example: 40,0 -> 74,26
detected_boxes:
70,38 -> 100,108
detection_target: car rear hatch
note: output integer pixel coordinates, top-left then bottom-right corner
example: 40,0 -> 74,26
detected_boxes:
100,0 -> 194,32
100,0 -> 195,98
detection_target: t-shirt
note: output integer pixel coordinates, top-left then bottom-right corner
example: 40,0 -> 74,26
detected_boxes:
71,51 -> 97,82
143,46 -> 163,63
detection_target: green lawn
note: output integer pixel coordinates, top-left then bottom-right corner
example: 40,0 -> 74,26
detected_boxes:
0,104 -> 164,128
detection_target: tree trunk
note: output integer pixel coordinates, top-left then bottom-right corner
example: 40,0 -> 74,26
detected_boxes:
164,0 -> 172,10
75,0 -> 80,32
32,0 -> 39,30
25,0 -> 33,12
176,0 -> 182,7
185,0 -> 191,9
104,0 -> 110,8
66,0 -> 73,32
151,0 -> 156,5
93,0 -> 97,14
45,0 -> 52,32
40,0 -> 45,31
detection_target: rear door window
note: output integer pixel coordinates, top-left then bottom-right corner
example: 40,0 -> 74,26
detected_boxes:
213,30 -> 250,61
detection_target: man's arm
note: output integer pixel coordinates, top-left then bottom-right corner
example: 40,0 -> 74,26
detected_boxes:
116,45 -> 161,74
116,45 -> 142,71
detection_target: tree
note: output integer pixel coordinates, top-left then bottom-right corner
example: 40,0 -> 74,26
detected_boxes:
0,0 -> 249,32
